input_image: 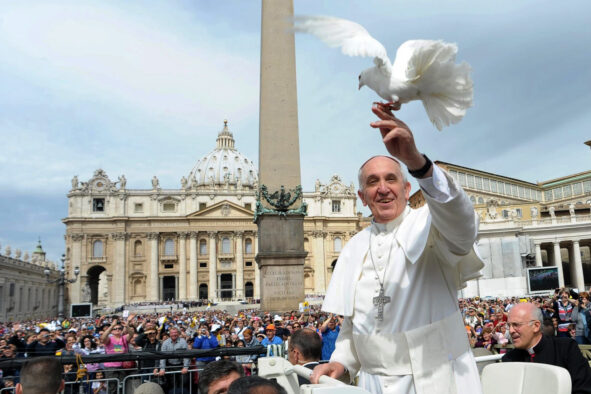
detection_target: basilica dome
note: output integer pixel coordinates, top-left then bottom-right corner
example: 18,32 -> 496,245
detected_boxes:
188,121 -> 258,188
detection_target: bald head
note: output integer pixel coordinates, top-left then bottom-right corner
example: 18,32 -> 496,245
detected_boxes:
509,303 -> 543,324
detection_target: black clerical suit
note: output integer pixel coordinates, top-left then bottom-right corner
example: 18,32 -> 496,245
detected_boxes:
502,335 -> 591,394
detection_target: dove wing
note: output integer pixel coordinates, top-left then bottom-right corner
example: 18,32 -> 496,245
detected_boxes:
293,16 -> 391,72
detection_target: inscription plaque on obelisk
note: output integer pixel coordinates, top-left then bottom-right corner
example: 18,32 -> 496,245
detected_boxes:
255,0 -> 307,311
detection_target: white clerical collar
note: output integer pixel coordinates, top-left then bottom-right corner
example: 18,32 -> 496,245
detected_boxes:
372,206 -> 411,233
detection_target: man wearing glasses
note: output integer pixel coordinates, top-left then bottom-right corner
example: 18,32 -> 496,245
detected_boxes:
25,328 -> 65,358
502,302 -> 591,393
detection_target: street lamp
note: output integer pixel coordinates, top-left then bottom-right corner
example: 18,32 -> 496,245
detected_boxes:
45,253 -> 79,318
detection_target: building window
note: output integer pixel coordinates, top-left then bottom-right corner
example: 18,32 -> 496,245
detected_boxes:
134,203 -> 143,213
222,237 -> 231,254
470,196 -> 476,204
245,282 -> 254,298
199,239 -> 207,255
332,200 -> 341,213
475,176 -> 482,190
134,240 -> 143,257
553,187 -> 562,200
245,203 -> 252,211
515,208 -> 522,218
245,239 -> 253,254
9,283 -> 14,297
93,198 -> 105,212
502,210 -> 509,219
573,183 -> 583,196
544,190 -> 553,202
466,174 -> 474,188
490,180 -> 497,193
162,202 -> 176,212
334,237 -> 342,252
199,203 -> 207,210
563,185 -> 572,198
164,264 -> 174,269
478,197 -> 484,204
164,239 -> 175,256
92,240 -> 104,258
245,261 -> 253,267
199,262 -> 207,268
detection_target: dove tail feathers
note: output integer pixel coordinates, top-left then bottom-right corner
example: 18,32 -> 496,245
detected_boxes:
401,40 -> 473,130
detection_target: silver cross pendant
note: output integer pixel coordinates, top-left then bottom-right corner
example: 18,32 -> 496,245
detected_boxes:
373,286 -> 391,321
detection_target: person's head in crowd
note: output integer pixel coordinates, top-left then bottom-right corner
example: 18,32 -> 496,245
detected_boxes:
235,339 -> 246,348
288,328 -> 322,366
15,356 -> 64,394
80,335 -> 96,350
256,333 -> 266,342
0,338 -> 7,348
198,359 -> 244,394
134,381 -> 164,394
168,327 -> 180,342
227,376 -> 287,394
243,329 -> 253,344
508,303 -> 543,350
327,315 -> 337,330
265,324 -> 276,340
292,322 -> 301,331
542,319 -> 555,337
64,336 -> 76,352
145,328 -> 158,343
37,328 -> 51,345
236,318 -> 244,329
3,344 -> 17,358
568,323 -> 577,338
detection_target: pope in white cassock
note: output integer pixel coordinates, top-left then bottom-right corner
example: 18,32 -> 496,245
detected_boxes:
310,103 -> 485,394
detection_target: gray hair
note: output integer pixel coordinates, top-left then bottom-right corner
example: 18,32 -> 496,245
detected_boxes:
358,156 -> 408,191
531,306 -> 544,325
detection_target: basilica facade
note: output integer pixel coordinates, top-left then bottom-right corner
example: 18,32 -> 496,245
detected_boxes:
63,122 -> 365,308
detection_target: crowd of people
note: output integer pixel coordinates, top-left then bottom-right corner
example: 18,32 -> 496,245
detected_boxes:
461,288 -> 591,353
1,288 -> 591,392
0,305 -> 341,392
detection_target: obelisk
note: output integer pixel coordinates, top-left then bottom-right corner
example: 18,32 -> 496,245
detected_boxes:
256,0 -> 306,311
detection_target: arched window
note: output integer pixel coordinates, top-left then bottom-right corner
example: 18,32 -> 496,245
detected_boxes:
222,237 -> 231,254
134,240 -> 143,257
478,197 -> 484,204
164,239 -> 175,256
245,239 -> 253,254
470,196 -> 476,204
334,237 -> 342,253
92,240 -> 103,258
199,239 -> 207,255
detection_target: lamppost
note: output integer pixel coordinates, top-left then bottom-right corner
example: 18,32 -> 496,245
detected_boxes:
45,254 -> 79,318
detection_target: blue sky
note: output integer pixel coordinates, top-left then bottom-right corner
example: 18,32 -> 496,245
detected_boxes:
1,0 -> 590,263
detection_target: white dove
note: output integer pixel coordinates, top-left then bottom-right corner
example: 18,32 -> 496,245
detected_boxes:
293,16 -> 473,131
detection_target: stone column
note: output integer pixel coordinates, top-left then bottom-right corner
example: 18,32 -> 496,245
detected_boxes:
147,233 -> 160,301
208,232 -> 217,301
553,241 -> 565,288
69,234 -> 84,304
256,0 -> 306,311
313,231 -> 327,293
189,232 -> 198,300
254,233 -> 260,299
111,232 -> 128,305
571,240 -> 585,291
178,232 -> 188,300
235,231 -> 244,299
534,242 -> 543,267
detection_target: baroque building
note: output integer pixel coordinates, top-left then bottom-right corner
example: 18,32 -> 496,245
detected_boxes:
0,241 -> 60,321
63,122 -> 364,308
410,156 -> 591,297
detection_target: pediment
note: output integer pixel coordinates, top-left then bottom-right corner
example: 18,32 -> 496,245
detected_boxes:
187,201 -> 254,219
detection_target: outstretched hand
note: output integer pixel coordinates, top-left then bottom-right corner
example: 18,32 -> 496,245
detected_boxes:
370,103 -> 427,172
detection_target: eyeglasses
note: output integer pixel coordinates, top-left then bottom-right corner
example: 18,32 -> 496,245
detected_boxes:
113,327 -> 123,331
507,321 -> 536,330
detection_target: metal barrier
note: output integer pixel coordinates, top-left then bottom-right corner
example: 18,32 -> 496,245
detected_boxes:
0,388 -> 15,394
122,368 -> 201,394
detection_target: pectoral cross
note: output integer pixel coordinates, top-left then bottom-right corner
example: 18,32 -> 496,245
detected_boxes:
373,286 -> 391,321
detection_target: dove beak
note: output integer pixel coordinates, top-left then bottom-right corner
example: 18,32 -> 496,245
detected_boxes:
358,82 -> 363,90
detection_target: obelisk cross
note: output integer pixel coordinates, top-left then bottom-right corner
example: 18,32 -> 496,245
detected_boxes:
373,287 -> 391,321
